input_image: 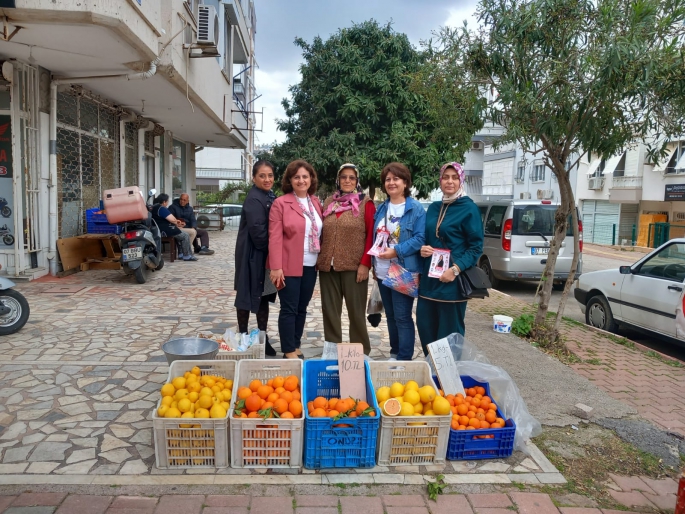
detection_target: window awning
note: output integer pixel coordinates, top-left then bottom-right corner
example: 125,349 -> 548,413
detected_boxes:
602,152 -> 625,175
653,143 -> 678,173
585,158 -> 602,175
675,150 -> 685,172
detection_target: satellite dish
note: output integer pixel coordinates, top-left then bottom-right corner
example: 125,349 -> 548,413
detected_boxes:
197,215 -> 211,229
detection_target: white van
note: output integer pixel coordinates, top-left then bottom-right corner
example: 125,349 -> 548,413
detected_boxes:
475,200 -> 583,289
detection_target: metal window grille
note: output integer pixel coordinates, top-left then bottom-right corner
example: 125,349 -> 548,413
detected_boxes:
124,122 -> 137,188
56,88 -> 120,238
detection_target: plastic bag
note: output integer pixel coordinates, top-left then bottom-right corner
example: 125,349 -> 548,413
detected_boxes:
198,328 -> 263,352
367,282 -> 384,315
319,341 -> 373,362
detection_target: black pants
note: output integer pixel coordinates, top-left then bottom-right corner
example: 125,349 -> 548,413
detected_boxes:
277,266 -> 317,354
236,296 -> 270,333
192,228 -> 210,250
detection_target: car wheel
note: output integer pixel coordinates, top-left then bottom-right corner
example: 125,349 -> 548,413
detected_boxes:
552,281 -> 565,292
479,258 -> 499,289
585,295 -> 618,333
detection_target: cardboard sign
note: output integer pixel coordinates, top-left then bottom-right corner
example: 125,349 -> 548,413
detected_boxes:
427,339 -> 465,396
337,343 -> 367,402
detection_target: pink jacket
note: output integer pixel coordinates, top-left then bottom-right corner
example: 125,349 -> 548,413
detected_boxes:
267,193 -> 323,277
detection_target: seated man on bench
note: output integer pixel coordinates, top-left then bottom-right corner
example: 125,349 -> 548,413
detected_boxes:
151,194 -> 197,262
169,193 -> 215,255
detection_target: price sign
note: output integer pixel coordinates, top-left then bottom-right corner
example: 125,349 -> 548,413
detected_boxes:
337,343 -> 367,402
427,338 -> 465,396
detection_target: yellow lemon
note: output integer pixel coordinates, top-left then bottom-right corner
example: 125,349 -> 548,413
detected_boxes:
187,382 -> 202,394
399,402 -> 415,416
197,395 -> 213,409
419,385 -> 436,404
383,398 -> 401,416
211,385 -> 222,394
160,383 -> 175,397
181,411 -> 194,419
184,371 -> 191,379
200,387 -> 214,397
195,408 -> 210,419
157,405 -> 169,417
204,378 -> 216,388
432,396 -> 451,416
174,389 -> 189,401
404,380 -> 420,392
403,390 -> 420,406
424,409 -> 435,416
186,374 -> 198,384
389,382 -> 404,398
164,407 -> 181,418
223,389 -> 232,401
170,401 -> 178,409
188,392 -> 199,403
161,395 -> 174,407
171,377 -> 186,390
424,402 -> 432,412
209,404 -> 227,419
413,402 -> 423,414
215,392 -> 224,402
191,366 -> 201,376
379,399 -> 387,412
220,401 -> 230,411
225,379 -> 234,390
376,386 -> 391,403
177,398 -> 192,413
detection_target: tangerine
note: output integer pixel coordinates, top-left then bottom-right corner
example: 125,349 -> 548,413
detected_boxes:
249,380 -> 262,392
466,411 -> 476,419
466,388 -> 477,397
311,408 -> 327,418
356,401 -> 370,415
292,390 -> 301,401
471,398 -> 481,408
480,420 -> 490,429
267,393 -> 280,403
327,410 -> 340,418
257,385 -> 272,400
275,387 -> 285,395
284,376 -> 298,391
245,394 -> 262,412
496,417 -> 505,425
457,425 -> 466,430
237,387 -> 252,400
488,403 -> 498,411
451,418 -> 460,430
485,411 -> 497,423
273,376 -> 285,388
457,404 -> 468,415
281,411 -> 294,418
307,401 -> 314,413
458,415 -> 470,426
280,391 -> 294,404
273,399 -> 289,415
328,398 -> 339,410
475,386 -> 486,396
247,411 -> 259,418
288,400 -> 303,417
468,417 -> 481,428
313,396 -> 327,410
475,412 -> 485,421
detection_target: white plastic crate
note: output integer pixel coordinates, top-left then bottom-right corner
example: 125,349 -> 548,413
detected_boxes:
153,360 -> 235,469
229,359 -> 304,468
214,343 -> 266,361
369,360 -> 451,466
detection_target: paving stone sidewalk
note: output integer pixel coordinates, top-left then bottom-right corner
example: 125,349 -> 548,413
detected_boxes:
468,288 -> 685,437
0,491 -> 665,514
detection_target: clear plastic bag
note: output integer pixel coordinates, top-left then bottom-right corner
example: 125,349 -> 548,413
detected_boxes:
367,282 -> 384,315
427,333 -> 542,454
319,341 -> 373,362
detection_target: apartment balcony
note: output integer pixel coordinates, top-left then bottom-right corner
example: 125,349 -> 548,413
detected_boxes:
609,175 -> 642,203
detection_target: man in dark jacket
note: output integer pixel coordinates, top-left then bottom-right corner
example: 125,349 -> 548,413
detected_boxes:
169,193 -> 214,255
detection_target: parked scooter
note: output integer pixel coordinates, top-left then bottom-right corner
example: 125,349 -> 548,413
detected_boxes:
0,275 -> 29,335
116,189 -> 163,284
0,198 -> 11,219
0,225 -> 13,246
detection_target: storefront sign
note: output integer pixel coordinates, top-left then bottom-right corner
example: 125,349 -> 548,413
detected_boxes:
665,184 -> 685,201
0,116 -> 15,247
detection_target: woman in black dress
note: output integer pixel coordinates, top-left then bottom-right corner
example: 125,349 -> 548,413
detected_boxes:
234,160 -> 278,356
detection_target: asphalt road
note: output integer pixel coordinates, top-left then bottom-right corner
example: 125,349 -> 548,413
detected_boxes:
495,247 -> 685,362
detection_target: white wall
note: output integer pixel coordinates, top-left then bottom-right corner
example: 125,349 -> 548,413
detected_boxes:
195,147 -> 242,170
482,157 -> 514,197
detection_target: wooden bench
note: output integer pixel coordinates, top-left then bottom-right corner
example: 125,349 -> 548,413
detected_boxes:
161,236 -> 177,263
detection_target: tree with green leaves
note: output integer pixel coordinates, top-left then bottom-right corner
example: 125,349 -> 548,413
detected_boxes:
271,20 -> 483,198
416,0 -> 685,339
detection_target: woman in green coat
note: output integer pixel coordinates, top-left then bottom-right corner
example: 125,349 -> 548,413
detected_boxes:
417,162 -> 484,355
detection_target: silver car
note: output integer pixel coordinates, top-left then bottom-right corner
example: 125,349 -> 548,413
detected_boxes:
476,200 -> 583,289
197,204 -> 243,228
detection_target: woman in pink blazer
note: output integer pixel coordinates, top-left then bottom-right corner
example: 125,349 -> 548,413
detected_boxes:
268,160 -> 323,359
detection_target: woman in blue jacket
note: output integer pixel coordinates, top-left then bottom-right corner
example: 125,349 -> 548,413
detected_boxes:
418,162 -> 484,354
372,162 -> 426,361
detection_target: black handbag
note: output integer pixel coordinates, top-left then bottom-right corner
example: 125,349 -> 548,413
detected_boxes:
456,266 -> 491,299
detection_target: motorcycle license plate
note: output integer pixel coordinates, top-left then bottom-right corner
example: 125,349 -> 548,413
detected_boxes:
122,247 -> 143,261
531,247 -> 550,255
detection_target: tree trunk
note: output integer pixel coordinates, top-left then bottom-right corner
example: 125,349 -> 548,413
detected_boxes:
554,174 -> 581,332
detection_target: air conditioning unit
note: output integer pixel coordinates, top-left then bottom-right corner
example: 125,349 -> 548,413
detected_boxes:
520,192 -> 531,199
588,177 -> 605,190
536,189 -> 544,199
197,4 -> 220,46
471,141 -> 483,151
543,189 -> 554,199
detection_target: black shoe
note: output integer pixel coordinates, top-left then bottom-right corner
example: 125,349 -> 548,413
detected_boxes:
265,340 -> 276,357
194,247 -> 202,254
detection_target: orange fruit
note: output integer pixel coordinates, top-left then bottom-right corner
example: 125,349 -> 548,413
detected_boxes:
366,410 -> 376,417
466,426 -> 476,430
267,393 -> 280,403
475,386 -> 486,396
481,396 -> 491,406
348,411 -> 358,418
496,417 -> 505,425
292,390 -> 301,401
273,399 -> 289,415
307,401 -> 314,413
249,379 -> 262,392
451,418 -> 460,430
288,400 -> 303,417
471,398 -> 481,408
275,387 -> 285,395
458,415 -> 469,426
247,411 -> 260,418
273,376 -> 285,389
450,406 -> 458,415
280,411 -> 294,418
262,402 -> 274,411
475,412 -> 485,421
238,387 -> 252,400
284,376 -> 298,391
280,391 -> 294,404
466,411 -> 476,419
455,396 -> 464,405
257,386 -> 271,400
457,404 -> 468,416
485,411 -> 497,423
466,388 -> 477,397
356,401 -> 370,416
327,410 -> 340,418
468,405 -> 477,413
468,417 -> 481,428
328,398 -> 339,410
313,397 -> 327,410
311,408 -> 326,418
457,425 -> 466,430
245,394 -> 262,412
336,399 -> 351,413
267,378 -> 274,388
480,420 -> 490,429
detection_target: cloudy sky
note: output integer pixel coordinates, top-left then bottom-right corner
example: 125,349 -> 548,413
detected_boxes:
252,0 -> 479,145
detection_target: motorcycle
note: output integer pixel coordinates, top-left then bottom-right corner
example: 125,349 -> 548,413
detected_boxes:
0,276 -> 29,335
116,189 -> 164,284
0,198 -> 11,219
0,225 -> 13,246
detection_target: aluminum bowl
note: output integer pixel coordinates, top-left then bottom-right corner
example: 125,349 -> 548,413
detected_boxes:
162,337 -> 219,365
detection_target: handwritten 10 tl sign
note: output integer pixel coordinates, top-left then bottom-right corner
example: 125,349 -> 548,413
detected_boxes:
427,338 -> 465,396
337,343 -> 367,402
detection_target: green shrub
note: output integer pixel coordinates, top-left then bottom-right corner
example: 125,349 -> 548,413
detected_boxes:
512,313 -> 534,337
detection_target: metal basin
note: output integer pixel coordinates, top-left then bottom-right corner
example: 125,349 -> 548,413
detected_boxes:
162,337 -> 219,365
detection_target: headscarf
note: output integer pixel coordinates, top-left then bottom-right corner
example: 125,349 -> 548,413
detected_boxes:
322,163 -> 365,217
439,162 -> 466,204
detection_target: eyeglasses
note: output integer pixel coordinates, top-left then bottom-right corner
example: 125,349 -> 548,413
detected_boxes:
339,175 -> 357,181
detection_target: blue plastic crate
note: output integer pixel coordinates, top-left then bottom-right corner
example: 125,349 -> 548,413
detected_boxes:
302,359 -> 380,469
86,208 -> 121,234
434,375 -> 516,460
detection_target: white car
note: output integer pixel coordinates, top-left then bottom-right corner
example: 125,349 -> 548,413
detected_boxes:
574,238 -> 685,341
197,204 -> 243,227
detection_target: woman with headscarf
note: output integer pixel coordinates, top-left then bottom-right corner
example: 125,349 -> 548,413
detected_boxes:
417,162 -> 484,354
317,164 -> 376,355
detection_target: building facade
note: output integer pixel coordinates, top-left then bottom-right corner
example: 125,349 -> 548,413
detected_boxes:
0,0 -> 255,277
